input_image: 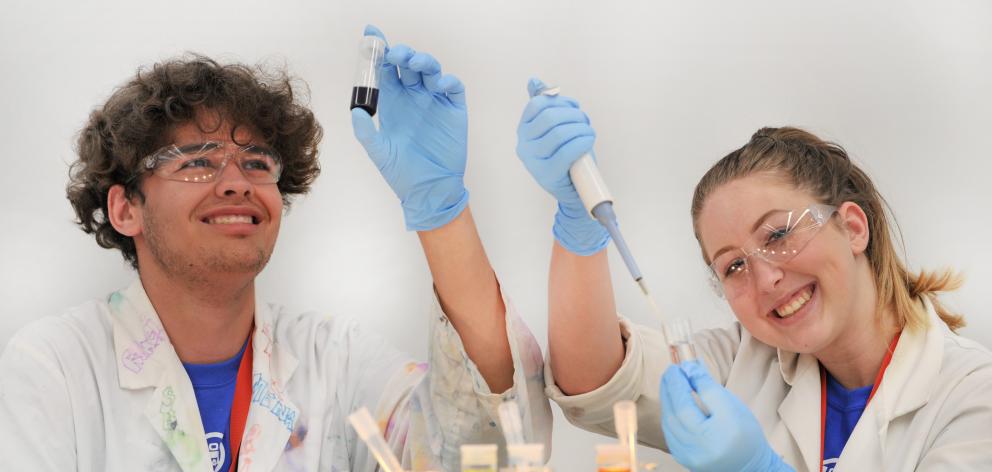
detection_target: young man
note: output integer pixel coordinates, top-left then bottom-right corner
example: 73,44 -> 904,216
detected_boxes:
0,28 -> 550,471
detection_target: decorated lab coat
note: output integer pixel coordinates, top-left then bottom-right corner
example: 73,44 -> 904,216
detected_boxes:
0,279 -> 552,471
546,300 -> 992,471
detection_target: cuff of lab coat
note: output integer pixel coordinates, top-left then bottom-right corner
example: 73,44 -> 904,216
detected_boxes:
427,283 -> 542,399
544,315 -> 645,425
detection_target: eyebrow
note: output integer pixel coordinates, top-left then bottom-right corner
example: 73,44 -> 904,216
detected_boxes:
707,208 -> 784,264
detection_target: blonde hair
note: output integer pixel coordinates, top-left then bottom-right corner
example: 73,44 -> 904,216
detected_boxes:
690,127 -> 964,332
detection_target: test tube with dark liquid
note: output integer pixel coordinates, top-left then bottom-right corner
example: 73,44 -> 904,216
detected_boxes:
351,35 -> 386,116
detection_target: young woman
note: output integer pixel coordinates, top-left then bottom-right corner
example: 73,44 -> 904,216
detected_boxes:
515,79 -> 992,471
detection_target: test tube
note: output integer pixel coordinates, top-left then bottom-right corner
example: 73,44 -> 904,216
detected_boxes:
507,443 -> 544,471
351,34 -> 386,116
612,401 -> 638,472
461,444 -> 498,472
347,407 -> 404,472
662,317 -> 698,364
595,443 -> 631,472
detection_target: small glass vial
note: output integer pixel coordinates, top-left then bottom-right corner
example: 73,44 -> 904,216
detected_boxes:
351,34 -> 386,116
460,444 -> 498,472
662,317 -> 697,364
595,443 -> 631,472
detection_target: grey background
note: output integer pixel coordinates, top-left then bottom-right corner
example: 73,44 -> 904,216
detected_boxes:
2,1 -> 990,470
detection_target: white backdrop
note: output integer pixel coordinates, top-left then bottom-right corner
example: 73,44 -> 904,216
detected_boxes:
2,1 -> 990,470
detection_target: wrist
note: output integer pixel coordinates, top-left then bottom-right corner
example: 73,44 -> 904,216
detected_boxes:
741,443 -> 792,472
403,185 -> 469,231
552,203 -> 609,256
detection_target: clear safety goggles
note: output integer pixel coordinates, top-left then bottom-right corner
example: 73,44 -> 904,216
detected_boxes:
708,203 -> 838,298
139,141 -> 283,184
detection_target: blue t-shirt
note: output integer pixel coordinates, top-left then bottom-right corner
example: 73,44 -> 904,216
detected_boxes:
182,340 -> 249,472
822,371 -> 872,472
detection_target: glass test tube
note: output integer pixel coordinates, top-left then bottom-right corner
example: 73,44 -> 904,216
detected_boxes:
662,317 -> 698,364
460,444 -> 498,472
595,443 -> 631,472
351,34 -> 386,116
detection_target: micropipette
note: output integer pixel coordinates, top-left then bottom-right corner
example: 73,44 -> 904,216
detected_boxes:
538,85 -> 662,318
348,407 -> 404,472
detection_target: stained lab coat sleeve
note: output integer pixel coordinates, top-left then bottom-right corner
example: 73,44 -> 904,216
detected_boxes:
0,317 -> 77,470
342,290 -> 552,471
543,315 -> 742,450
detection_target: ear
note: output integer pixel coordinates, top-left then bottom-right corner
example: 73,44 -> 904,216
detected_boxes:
836,201 -> 869,255
107,184 -> 143,237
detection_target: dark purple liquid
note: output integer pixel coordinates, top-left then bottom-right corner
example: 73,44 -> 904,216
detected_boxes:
350,86 -> 379,116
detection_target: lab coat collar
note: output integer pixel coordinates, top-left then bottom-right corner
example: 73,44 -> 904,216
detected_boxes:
110,279 -> 300,472
774,299 -> 943,470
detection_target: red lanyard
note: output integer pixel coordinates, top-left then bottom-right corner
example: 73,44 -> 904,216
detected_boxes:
819,331 -> 901,470
229,333 -> 254,471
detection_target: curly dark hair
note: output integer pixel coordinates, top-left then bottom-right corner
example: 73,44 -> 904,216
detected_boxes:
67,54 -> 322,269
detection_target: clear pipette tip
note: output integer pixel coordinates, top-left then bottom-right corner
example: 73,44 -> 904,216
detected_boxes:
497,400 -> 525,446
348,407 -> 404,472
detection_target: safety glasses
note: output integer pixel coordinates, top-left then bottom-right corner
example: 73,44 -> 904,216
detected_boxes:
138,141 -> 282,184
708,203 -> 838,298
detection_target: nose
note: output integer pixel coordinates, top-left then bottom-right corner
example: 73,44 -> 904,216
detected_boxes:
214,157 -> 253,198
749,256 -> 784,294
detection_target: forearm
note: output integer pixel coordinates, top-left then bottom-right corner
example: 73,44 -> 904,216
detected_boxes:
417,205 -> 512,392
549,240 -> 624,395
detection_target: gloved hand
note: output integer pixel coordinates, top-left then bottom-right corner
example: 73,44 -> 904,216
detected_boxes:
351,25 -> 469,231
515,77 -> 609,255
660,360 -> 794,472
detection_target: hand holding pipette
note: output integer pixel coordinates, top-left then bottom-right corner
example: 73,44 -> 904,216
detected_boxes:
517,78 -> 663,319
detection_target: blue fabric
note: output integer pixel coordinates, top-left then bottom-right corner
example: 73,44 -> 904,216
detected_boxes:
182,339 -> 249,472
822,371 -> 872,472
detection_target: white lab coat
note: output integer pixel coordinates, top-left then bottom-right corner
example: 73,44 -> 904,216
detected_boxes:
0,279 -> 552,471
546,299 -> 992,471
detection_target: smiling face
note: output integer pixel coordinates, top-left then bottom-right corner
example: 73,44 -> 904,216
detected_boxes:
697,172 -> 873,354
128,113 -> 283,280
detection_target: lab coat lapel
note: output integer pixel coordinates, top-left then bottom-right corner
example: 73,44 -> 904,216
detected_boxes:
836,301 -> 942,468
233,300 -> 301,472
111,281 -> 213,472
777,350 -> 823,472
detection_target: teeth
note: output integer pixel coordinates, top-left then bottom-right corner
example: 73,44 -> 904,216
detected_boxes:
208,215 -> 253,225
775,287 -> 812,318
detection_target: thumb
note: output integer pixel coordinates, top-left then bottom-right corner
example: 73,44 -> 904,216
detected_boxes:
681,360 -> 732,414
527,77 -> 549,98
351,107 -> 389,164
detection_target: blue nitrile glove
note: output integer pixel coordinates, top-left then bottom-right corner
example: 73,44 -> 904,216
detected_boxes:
515,77 -> 610,255
351,25 -> 469,231
660,360 -> 794,472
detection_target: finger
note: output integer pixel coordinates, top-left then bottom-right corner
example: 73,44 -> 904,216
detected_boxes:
363,24 -> 388,44
437,74 -> 466,106
386,44 -> 422,89
519,95 -> 580,124
532,122 -> 595,159
527,77 -> 549,98
661,364 -> 708,429
521,106 -> 590,141
350,108 -> 388,166
681,360 -> 727,415
409,52 -> 443,93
